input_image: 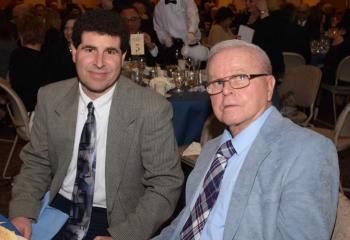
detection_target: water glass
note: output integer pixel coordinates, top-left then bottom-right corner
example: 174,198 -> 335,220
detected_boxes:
172,71 -> 184,92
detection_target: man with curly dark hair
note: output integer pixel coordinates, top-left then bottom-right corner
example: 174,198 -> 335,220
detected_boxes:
9,9 -> 184,240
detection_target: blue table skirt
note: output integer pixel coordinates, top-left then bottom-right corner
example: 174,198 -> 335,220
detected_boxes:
168,91 -> 212,146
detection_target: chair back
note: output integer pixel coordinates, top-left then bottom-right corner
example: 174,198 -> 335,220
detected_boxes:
282,52 -> 306,75
200,114 -> 225,146
335,55 -> 350,85
0,77 -> 30,141
280,65 -> 322,108
334,102 -> 350,141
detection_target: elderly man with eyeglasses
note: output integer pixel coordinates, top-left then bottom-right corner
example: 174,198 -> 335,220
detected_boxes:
153,39 -> 339,240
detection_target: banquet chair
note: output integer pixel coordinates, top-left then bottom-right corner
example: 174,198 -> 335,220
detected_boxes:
309,102 -> 350,194
282,52 -> 306,79
320,55 -> 350,125
200,114 -> 225,146
279,65 -> 322,126
179,114 -> 225,168
0,77 -> 31,179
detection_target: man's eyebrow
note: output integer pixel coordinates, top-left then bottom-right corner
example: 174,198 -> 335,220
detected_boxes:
105,47 -> 120,52
81,45 -> 96,49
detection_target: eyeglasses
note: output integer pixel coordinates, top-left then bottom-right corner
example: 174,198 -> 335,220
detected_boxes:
206,73 -> 269,95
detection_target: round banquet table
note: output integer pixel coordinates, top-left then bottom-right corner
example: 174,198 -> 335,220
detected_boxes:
168,91 -> 212,146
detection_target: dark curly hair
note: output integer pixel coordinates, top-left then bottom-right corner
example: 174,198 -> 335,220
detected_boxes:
72,9 -> 129,54
214,7 -> 234,24
17,12 -> 46,45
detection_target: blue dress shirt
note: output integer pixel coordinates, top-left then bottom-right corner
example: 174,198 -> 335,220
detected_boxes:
194,107 -> 273,240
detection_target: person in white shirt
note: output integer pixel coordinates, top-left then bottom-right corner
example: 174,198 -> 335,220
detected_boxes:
153,0 -> 201,65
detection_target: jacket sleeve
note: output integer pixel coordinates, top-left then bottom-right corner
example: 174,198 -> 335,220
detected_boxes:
9,87 -> 52,221
277,136 -> 339,239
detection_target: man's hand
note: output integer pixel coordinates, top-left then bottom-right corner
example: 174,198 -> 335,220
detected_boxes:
186,32 -> 196,45
11,217 -> 32,240
161,35 -> 173,48
94,236 -> 112,240
143,32 -> 156,50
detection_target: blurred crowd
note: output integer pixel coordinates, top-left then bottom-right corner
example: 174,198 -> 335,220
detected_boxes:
0,0 -> 349,112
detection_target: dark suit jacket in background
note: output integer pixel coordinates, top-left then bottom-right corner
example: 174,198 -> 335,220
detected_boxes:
9,47 -> 47,112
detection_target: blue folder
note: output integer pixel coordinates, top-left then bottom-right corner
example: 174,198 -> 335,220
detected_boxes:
31,192 -> 69,240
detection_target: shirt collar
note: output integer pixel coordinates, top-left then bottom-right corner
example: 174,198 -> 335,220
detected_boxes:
221,106 -> 273,155
78,83 -> 116,115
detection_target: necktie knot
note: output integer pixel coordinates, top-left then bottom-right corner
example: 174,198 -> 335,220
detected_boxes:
217,140 -> 235,160
87,102 -> 94,115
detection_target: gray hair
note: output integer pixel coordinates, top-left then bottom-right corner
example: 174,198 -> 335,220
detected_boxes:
207,40 -> 272,74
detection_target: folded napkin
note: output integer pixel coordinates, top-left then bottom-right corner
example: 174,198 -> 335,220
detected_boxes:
31,192 -> 69,240
149,77 -> 175,96
182,142 -> 202,156
188,85 -> 206,92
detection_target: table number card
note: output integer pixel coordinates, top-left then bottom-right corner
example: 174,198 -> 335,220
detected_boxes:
130,33 -> 145,55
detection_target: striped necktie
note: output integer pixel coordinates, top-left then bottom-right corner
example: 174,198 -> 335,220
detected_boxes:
180,140 -> 235,240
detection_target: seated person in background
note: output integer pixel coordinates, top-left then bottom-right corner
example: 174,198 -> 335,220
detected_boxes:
279,3 -> 311,63
235,0 -> 284,79
207,7 -> 235,48
46,13 -> 80,83
9,12 -> 47,112
132,0 -> 155,34
154,39 -> 339,240
0,10 -> 17,79
9,10 -> 183,240
322,9 -> 350,85
199,14 -> 213,47
119,5 -> 159,66
301,2 -> 323,41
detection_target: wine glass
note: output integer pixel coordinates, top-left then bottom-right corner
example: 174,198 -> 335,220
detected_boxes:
186,70 -> 198,88
172,71 -> 184,92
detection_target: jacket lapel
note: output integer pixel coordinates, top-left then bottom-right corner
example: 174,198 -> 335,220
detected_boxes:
223,108 -> 283,240
51,80 -> 80,196
105,76 -> 137,211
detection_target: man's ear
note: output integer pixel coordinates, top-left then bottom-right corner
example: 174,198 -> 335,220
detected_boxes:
71,43 -> 77,63
121,50 -> 127,66
266,75 -> 276,101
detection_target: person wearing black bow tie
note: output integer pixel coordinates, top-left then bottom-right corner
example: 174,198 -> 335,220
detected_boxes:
153,0 -> 201,65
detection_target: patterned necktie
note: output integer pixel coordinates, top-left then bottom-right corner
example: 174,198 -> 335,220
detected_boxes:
65,102 -> 97,240
180,140 -> 235,240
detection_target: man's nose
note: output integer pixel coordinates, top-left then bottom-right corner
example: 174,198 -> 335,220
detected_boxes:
94,52 -> 104,68
222,81 -> 233,95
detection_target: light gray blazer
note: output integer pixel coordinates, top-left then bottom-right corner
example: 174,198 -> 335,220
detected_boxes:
155,107 -> 339,240
9,76 -> 184,240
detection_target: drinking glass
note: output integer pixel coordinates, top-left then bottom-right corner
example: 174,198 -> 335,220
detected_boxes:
172,71 -> 184,92
186,70 -> 198,88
